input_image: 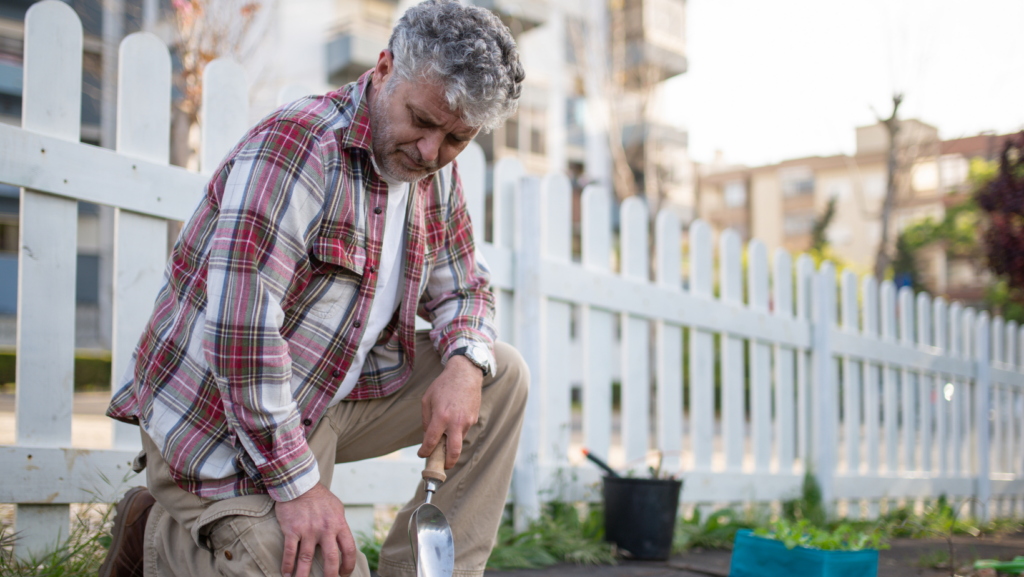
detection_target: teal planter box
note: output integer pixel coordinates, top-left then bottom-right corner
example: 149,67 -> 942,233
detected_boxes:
729,530 -> 879,577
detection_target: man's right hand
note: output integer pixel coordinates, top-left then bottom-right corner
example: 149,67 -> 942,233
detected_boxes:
276,483 -> 357,577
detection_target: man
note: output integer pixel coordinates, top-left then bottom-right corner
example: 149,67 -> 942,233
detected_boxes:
99,1 -> 527,575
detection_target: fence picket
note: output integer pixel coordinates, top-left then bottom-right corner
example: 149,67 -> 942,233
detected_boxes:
934,298 -> 949,476
841,271 -> 861,475
720,229 -> 745,471
975,312 -> 992,519
796,254 -> 815,467
881,281 -> 899,475
581,185 -> 613,463
1007,321 -> 1019,480
993,316 -> 1006,476
492,157 -> 523,342
861,276 -> 881,518
962,308 -> 977,481
899,287 -> 917,472
459,142 -> 486,245
688,220 -> 714,471
14,0 -> 84,555
111,32 -> 172,451
620,197 -> 650,467
513,177 -> 543,530
540,174 -> 572,467
773,249 -> 796,473
1020,324 -> 1024,480
655,210 -> 682,474
748,240 -> 771,472
200,59 -> 248,174
812,262 -> 837,505
950,302 -> 964,475
917,293 -> 933,473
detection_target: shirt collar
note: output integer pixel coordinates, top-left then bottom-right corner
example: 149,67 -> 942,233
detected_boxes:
339,69 -> 376,152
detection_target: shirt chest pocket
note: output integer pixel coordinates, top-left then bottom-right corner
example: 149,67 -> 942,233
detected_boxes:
303,236 -> 366,319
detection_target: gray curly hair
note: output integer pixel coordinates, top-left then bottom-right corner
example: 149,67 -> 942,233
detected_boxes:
388,0 -> 525,131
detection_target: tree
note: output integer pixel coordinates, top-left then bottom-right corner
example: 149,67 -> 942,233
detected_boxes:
168,0 -> 266,168
810,196 -> 837,254
873,93 -> 904,280
976,131 -> 1024,300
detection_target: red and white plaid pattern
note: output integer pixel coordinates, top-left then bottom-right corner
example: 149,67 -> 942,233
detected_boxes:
107,71 -> 496,502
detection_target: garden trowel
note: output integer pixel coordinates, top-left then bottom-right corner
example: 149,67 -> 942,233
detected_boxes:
408,435 -> 454,577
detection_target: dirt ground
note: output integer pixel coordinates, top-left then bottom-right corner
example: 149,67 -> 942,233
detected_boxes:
483,533 -> 1024,577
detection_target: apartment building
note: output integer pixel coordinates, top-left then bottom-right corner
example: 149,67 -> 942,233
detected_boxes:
698,121 -> 1013,302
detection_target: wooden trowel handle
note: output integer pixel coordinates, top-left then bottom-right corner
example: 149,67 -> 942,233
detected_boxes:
422,435 -> 447,483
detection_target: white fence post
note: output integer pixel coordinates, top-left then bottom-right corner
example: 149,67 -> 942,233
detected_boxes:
840,271 -> 861,477
14,1 -> 83,556
811,263 -> 836,507
492,158 -> 523,342
934,298 -> 949,478
581,185 -> 613,463
861,275 -> 881,518
540,173 -> 572,469
881,281 -> 899,475
748,240 -> 771,473
620,197 -> 650,468
795,254 -> 815,469
513,176 -> 542,530
899,286 -> 917,472
655,211 -> 682,475
917,293 -> 934,474
200,59 -> 248,175
975,312 -> 992,520
111,32 -> 173,451
773,249 -> 796,473
688,220 -> 714,471
720,230 -> 744,472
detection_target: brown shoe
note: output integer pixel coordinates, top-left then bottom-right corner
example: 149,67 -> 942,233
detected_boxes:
98,486 -> 156,577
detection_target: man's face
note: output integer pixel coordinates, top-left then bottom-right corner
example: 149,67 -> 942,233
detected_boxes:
369,51 -> 480,183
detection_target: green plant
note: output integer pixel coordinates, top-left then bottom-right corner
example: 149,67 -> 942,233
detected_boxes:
486,502 -> 615,570
0,352 -> 113,392
753,519 -> 889,552
782,471 -> 827,528
673,507 -> 759,552
356,529 -> 383,572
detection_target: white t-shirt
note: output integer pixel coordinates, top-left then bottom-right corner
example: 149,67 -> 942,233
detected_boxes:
329,175 -> 409,405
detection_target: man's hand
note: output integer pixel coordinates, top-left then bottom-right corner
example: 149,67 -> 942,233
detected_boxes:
419,354 -> 484,468
276,483 -> 357,577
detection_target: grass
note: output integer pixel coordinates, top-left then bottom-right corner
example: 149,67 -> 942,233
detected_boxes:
0,503 -> 114,576
0,352 -> 113,393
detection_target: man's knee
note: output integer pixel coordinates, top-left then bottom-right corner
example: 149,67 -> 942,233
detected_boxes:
490,341 -> 530,410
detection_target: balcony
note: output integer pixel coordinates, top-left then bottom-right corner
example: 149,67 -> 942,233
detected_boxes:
472,0 -> 548,34
325,22 -> 390,86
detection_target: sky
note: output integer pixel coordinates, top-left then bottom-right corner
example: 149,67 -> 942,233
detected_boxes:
657,0 -> 1024,167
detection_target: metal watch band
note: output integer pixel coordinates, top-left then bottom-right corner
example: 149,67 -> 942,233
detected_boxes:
450,346 -> 490,377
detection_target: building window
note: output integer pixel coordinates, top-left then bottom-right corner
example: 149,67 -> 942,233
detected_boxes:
530,127 -> 545,155
780,166 -> 814,197
939,154 -> 969,192
723,180 -> 747,208
783,213 -> 815,237
504,117 -> 519,150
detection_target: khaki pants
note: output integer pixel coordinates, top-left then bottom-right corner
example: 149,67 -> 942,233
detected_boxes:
141,334 -> 529,577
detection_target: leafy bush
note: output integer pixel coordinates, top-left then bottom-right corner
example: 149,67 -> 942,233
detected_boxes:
753,519 -> 889,552
0,352 -> 112,392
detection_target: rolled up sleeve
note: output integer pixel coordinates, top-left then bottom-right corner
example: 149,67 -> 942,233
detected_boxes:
418,161 -> 498,370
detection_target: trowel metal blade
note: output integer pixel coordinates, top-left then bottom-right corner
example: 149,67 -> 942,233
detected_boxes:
409,503 -> 454,577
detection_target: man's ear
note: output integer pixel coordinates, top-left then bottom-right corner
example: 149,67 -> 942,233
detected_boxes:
374,50 -> 395,86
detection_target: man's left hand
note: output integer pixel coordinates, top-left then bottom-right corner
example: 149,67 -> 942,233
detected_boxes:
419,355 -> 484,468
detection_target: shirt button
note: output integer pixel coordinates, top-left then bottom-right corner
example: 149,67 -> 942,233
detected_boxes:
354,320 -> 362,328
303,418 -> 312,426
332,369 -> 341,378
374,206 -> 382,215
224,550 -> 233,560
369,265 -> 376,273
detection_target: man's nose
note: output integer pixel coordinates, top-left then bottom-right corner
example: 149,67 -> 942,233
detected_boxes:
417,131 -> 443,163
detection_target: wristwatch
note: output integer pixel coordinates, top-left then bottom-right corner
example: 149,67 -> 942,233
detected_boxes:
451,345 -> 492,377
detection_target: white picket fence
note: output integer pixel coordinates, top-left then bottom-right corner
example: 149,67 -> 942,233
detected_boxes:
3,0 -> 1024,556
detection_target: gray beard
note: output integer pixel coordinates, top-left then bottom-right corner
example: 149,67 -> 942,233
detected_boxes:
369,78 -> 439,183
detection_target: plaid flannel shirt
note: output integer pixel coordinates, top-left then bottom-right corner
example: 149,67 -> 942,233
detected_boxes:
107,71 -> 497,502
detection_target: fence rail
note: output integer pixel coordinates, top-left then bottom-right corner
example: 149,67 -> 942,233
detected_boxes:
2,0 -> 1023,556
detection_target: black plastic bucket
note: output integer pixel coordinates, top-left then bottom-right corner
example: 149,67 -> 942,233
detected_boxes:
602,476 -> 683,560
